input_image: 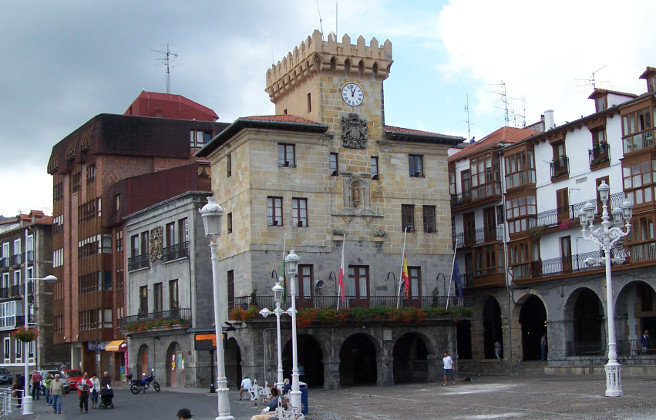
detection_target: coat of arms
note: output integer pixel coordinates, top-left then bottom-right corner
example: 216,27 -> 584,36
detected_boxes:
341,113 -> 368,149
150,226 -> 163,262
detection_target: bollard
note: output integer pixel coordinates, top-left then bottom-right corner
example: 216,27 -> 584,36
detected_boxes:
23,394 -> 33,415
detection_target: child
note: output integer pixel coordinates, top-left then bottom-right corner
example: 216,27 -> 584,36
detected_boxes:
90,373 -> 100,409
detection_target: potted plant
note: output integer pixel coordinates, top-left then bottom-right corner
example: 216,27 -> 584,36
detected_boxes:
11,326 -> 39,342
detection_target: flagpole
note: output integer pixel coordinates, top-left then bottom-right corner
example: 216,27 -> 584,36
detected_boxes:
445,250 -> 457,310
337,233 -> 346,310
396,227 -> 407,309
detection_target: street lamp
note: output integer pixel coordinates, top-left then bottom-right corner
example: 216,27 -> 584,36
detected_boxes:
579,180 -> 633,397
199,196 -> 234,420
259,282 -> 285,391
22,274 -> 56,415
284,249 -> 302,411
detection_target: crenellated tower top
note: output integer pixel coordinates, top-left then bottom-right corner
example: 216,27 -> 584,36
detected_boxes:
265,30 -> 393,104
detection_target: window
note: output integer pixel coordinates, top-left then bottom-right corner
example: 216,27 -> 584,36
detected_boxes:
131,235 -> 139,257
114,194 -> 120,212
330,153 -> 339,176
560,236 -> 572,272
506,195 -> 537,234
53,182 -> 63,201
556,188 -> 569,223
623,159 -> 655,205
154,283 -> 163,313
461,170 -> 472,200
190,130 -> 211,148
169,280 -> 179,310
470,153 -> 500,196
26,235 -> 33,262
227,270 -> 234,305
226,153 -> 232,177
423,206 -> 436,233
139,286 -> 148,315
267,197 -> 283,226
622,107 -> 654,153
3,338 -> 9,362
227,213 -> 233,234
278,144 -> 295,167
649,77 -> 656,93
551,142 -> 568,179
72,172 -> 81,193
2,273 -> 8,290
15,339 -> 21,361
590,128 -> 609,167
346,265 -> 369,298
371,156 -> 379,180
629,215 -> 655,262
307,92 -> 312,113
140,232 -> 149,257
115,230 -> 123,252
166,222 -> 176,247
595,96 -> 607,112
86,164 -> 96,183
13,239 -> 21,263
53,248 -> 63,267
408,267 -> 421,298
53,214 -> 64,234
504,151 -> 535,189
298,265 -> 313,298
402,204 -> 415,232
409,155 -> 424,177
13,271 -> 20,287
292,198 -> 308,227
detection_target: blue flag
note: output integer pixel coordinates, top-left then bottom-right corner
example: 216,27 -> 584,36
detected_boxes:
452,260 -> 463,298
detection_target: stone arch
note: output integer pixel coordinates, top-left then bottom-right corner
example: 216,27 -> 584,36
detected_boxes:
516,294 -> 547,360
483,296 -> 503,359
225,337 -> 242,389
165,341 -> 184,387
282,333 -> 324,388
136,344 -> 149,376
392,332 -> 430,384
616,281 -> 656,354
339,333 -> 377,386
564,287 -> 604,355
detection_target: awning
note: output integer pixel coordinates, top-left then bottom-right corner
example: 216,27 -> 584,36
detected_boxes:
104,340 -> 126,352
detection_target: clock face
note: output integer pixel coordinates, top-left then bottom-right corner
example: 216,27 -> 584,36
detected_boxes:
342,83 -> 364,106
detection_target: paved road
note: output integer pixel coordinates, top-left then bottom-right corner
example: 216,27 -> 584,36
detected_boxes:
5,375 -> 656,419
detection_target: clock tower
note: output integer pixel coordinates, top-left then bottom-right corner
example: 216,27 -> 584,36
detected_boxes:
265,30 -> 393,144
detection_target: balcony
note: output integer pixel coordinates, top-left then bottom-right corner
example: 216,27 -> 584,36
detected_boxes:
588,142 -> 610,168
0,258 -> 8,269
119,308 -> 191,329
128,253 -> 150,271
229,295 -> 472,313
505,169 -> 536,190
162,241 -> 189,262
451,183 -> 502,209
10,255 -> 22,266
550,156 -> 569,179
535,192 -> 625,229
623,129 -> 654,154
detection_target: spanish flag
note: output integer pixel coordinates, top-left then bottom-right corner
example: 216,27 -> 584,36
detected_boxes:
402,252 -> 410,297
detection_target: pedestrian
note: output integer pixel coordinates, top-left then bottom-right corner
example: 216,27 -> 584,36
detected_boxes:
31,368 -> 42,400
541,334 -> 548,360
239,376 -> 253,400
90,373 -> 100,409
100,371 -> 112,390
177,408 -> 194,419
50,373 -> 64,414
77,372 -> 92,413
11,377 -> 23,408
281,378 -> 291,395
44,372 -> 53,405
494,341 -> 502,359
641,330 -> 650,354
443,351 -> 455,386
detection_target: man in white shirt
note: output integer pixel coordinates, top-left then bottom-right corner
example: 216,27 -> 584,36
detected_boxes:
443,352 -> 455,386
239,376 -> 253,400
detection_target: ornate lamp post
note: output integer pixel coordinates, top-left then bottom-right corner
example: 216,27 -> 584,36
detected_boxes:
579,181 -> 633,397
22,274 -> 56,415
199,196 -> 234,420
259,282 -> 285,391
284,249 -> 302,411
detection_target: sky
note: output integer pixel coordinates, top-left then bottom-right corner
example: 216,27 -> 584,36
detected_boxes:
1,0 -> 655,217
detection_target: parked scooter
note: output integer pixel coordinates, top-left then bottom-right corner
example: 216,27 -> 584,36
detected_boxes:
127,369 -> 161,394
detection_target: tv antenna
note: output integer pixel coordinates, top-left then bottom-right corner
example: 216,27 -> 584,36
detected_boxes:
464,95 -> 472,139
152,44 -> 178,94
491,81 -> 509,125
316,0 -> 324,38
576,65 -> 608,90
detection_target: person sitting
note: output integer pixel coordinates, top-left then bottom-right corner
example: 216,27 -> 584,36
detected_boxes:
239,376 -> 253,400
281,378 -> 291,395
265,387 -> 282,412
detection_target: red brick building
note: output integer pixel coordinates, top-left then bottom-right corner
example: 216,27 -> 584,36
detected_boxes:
47,93 -> 226,378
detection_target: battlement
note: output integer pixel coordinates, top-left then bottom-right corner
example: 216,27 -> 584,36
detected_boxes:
265,30 -> 393,103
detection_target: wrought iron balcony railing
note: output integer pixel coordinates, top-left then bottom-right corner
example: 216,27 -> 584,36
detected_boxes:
128,253 -> 150,271
119,307 -> 190,328
162,241 -> 189,262
550,156 -> 569,179
588,142 -> 610,167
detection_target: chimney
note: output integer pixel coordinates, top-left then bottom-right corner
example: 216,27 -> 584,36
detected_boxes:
544,110 -> 555,130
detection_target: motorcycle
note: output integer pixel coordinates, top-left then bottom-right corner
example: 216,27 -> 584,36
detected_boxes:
127,369 -> 161,394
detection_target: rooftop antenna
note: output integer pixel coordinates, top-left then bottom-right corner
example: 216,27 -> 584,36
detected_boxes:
576,65 -> 608,90
335,0 -> 338,38
509,96 -> 526,127
152,44 -> 178,94
464,95 -> 472,139
316,0 -> 324,39
491,81 -> 509,125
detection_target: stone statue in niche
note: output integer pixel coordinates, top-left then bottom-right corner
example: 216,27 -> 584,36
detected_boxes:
343,175 -> 370,211
150,226 -> 163,262
341,113 -> 368,149
352,180 -> 361,208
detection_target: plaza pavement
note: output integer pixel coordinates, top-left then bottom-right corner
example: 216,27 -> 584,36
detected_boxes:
7,374 -> 656,419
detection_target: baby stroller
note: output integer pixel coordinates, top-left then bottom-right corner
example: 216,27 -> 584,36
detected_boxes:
99,387 -> 114,409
